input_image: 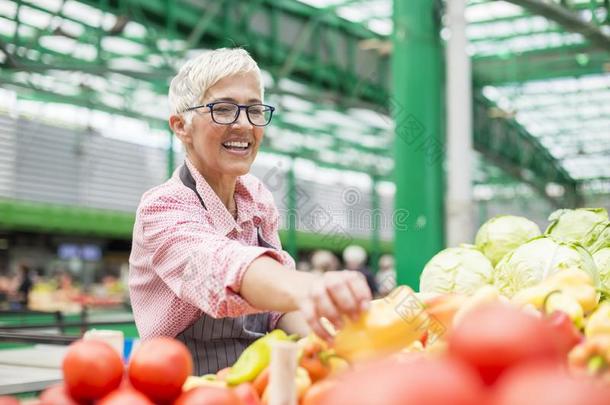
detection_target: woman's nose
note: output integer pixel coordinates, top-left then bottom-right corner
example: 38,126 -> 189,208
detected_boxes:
232,108 -> 253,128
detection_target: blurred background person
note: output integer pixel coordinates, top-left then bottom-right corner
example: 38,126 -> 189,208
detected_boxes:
0,273 -> 11,309
375,254 -> 396,297
343,245 -> 378,297
310,250 -> 340,275
296,260 -> 311,273
56,270 -> 78,302
14,263 -> 33,310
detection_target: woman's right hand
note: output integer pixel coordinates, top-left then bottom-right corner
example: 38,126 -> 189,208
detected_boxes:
297,271 -> 372,341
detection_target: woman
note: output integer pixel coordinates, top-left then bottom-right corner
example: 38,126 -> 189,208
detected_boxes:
129,48 -> 372,375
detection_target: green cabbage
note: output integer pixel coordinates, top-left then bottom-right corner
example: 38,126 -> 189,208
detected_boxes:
593,247 -> 610,295
493,236 -> 599,297
475,215 -> 541,266
546,208 -> 608,248
419,245 -> 494,295
589,221 -> 610,254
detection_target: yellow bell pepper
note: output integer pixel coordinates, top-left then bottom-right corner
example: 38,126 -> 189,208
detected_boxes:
585,302 -> 610,339
512,268 -> 599,313
295,366 -> 312,399
225,329 -> 293,386
568,334 -> 610,383
544,291 -> 585,329
327,356 -> 350,375
182,375 -> 227,391
549,270 -> 599,313
332,286 -> 427,363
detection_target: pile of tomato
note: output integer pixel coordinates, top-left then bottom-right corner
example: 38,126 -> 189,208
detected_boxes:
1,301 -> 609,405
0,336 -> 245,405
317,303 -> 610,405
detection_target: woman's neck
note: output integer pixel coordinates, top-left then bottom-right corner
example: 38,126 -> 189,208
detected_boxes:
188,155 -> 237,216
207,175 -> 237,214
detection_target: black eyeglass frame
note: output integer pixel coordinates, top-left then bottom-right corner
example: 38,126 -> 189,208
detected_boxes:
183,102 -> 276,127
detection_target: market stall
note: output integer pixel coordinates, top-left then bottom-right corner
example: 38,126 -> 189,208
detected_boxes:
1,208 -> 608,405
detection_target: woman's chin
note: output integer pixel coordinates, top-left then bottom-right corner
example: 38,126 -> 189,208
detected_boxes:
221,162 -> 252,177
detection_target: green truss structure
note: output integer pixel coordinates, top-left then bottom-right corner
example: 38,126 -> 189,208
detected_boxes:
1,0 -> 609,215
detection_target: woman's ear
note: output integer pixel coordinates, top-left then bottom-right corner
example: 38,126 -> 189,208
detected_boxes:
169,114 -> 192,145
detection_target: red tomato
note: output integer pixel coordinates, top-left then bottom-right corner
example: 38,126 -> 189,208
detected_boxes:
62,340 -> 124,401
119,374 -> 132,389
546,311 -> 583,357
38,384 -> 81,405
128,337 -> 192,404
448,303 -> 560,385
491,362 -> 610,405
302,380 -> 337,405
98,389 -> 154,405
0,396 -> 20,405
233,383 -> 261,405
173,386 -> 242,405
320,357 -> 484,405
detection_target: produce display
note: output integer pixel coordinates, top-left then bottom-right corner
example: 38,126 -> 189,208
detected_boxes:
3,207 -> 610,404
28,276 -> 126,313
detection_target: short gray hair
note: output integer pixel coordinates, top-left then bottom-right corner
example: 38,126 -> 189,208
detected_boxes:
168,48 -> 264,117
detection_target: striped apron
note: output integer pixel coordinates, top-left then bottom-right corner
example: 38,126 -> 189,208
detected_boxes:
176,164 -> 277,375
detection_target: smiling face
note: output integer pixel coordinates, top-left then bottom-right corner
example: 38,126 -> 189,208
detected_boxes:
171,71 -> 265,180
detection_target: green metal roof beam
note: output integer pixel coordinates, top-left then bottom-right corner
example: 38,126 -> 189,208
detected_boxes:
468,26 -> 574,43
0,73 -> 393,177
473,50 -> 610,85
472,41 -> 592,61
0,198 -> 135,238
2,0 -> 594,190
473,94 -> 581,207
75,0 -> 390,106
4,1 -> 167,59
506,0 -> 610,50
469,0 -> 608,25
322,0 -> 369,11
0,198 -> 394,250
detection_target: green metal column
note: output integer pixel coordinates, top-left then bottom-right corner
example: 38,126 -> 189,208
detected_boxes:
370,175 -> 381,273
286,157 -> 298,259
392,0 -> 445,289
167,131 -> 175,178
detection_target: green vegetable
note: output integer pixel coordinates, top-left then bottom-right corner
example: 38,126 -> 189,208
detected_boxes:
590,222 -> 610,254
546,208 -> 608,248
593,247 -> 610,297
493,236 -> 600,297
475,215 -> 541,266
419,245 -> 494,295
225,329 -> 291,386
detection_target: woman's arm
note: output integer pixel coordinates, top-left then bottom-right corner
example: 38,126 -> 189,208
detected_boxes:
240,255 -> 372,340
277,311 -> 310,337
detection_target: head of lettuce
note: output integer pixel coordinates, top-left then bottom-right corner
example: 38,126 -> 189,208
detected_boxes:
419,245 -> 494,295
546,208 -> 608,249
475,215 -> 541,267
493,235 -> 600,297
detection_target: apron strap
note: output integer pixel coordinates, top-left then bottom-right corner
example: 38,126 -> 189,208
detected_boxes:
179,163 -> 206,209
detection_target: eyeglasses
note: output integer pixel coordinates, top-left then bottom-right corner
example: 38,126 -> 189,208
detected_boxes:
184,102 -> 275,127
